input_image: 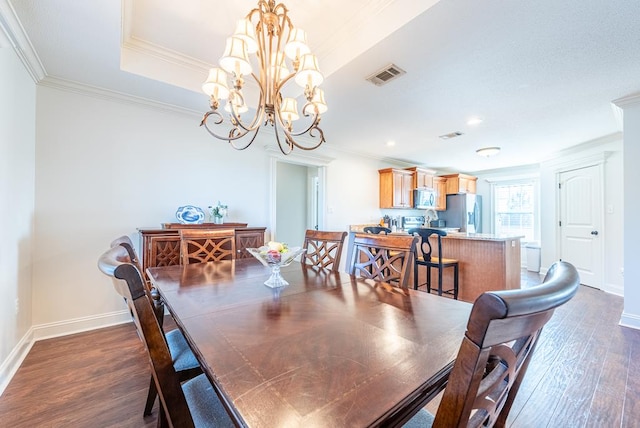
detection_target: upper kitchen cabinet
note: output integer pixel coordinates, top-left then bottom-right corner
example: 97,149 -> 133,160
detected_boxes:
440,173 -> 477,194
433,176 -> 447,211
379,168 -> 414,208
405,167 -> 436,189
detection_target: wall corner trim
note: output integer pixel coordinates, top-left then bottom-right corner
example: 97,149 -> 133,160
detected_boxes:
619,312 -> 640,330
0,327 -> 35,397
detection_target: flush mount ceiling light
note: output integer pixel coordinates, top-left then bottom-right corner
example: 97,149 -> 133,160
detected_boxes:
439,131 -> 464,140
476,147 -> 501,157
200,0 -> 327,155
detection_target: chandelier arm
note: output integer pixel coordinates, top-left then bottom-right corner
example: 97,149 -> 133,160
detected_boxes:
272,100 -> 325,151
227,73 -> 265,133
200,110 -> 260,143
247,2 -> 265,20
272,119 -> 295,155
228,126 -> 262,151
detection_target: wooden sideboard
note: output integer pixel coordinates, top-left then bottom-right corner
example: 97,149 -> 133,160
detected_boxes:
138,223 -> 266,274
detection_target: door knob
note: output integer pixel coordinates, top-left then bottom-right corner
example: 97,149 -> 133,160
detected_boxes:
591,230 -> 599,236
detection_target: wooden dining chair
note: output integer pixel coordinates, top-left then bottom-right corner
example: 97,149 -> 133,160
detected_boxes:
363,226 -> 392,234
348,233 -> 418,288
400,261 -> 580,427
99,244 -> 202,417
179,229 -> 236,265
303,229 -> 348,272
98,244 -> 234,427
408,227 -> 459,299
109,235 -> 165,322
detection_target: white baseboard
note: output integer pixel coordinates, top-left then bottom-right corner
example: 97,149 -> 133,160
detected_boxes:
0,327 -> 35,397
31,310 -> 131,341
620,312 -> 640,330
605,282 -> 624,297
0,310 -> 132,397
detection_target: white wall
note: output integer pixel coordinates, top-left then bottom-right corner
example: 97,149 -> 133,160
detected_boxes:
619,97 -> 640,329
32,86 -> 275,329
30,85 -> 389,331
0,46 -> 36,390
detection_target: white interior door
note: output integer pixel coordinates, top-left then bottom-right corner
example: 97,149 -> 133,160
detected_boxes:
559,165 -> 603,288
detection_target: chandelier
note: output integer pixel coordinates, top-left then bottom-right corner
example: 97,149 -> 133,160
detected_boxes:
200,0 -> 327,155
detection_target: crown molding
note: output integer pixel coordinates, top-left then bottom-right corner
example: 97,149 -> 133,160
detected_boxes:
612,92 -> 640,109
38,76 -> 201,117
542,151 -> 609,172
120,35 -> 212,94
0,0 -> 46,82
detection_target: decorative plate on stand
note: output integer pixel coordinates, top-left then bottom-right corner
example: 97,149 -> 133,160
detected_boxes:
176,205 -> 205,224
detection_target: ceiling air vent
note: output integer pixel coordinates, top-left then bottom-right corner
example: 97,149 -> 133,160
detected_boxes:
439,132 -> 464,140
366,64 -> 406,86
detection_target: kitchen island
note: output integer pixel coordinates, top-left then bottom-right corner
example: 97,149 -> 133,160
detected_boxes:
348,225 -> 523,303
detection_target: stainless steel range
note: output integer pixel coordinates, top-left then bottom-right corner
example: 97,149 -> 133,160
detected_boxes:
401,216 -> 425,231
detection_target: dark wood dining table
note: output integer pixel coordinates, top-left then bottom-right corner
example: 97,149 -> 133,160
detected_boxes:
147,258 -> 473,427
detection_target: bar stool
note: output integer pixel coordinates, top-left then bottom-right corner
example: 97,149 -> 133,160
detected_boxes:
363,226 -> 392,234
407,228 -> 459,299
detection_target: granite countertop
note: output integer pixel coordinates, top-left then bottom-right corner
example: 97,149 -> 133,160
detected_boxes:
349,224 -> 523,241
439,232 -> 524,241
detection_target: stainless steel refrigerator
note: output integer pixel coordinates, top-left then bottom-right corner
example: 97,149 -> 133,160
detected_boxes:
439,194 -> 482,233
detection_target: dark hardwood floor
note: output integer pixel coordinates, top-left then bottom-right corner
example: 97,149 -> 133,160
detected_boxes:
1,271 -> 639,427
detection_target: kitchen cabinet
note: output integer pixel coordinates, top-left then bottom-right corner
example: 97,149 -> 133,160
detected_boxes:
441,173 -> 477,194
138,223 -> 266,275
378,168 -> 413,208
433,176 -> 447,211
405,167 -> 436,189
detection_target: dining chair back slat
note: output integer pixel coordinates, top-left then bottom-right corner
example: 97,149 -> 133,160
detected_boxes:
179,229 -> 236,265
303,230 -> 348,272
348,233 -> 418,288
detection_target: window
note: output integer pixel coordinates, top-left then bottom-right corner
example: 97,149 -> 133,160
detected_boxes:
493,181 -> 537,242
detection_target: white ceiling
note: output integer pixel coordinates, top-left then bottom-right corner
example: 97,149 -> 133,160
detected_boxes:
3,0 -> 640,172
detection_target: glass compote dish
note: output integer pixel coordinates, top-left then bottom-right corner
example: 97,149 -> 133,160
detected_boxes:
247,243 -> 306,289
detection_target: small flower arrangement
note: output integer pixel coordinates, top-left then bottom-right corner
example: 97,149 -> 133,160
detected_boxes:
208,201 -> 228,222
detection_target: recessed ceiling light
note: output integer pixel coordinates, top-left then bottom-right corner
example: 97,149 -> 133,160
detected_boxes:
386,140 -> 396,147
467,117 -> 484,126
476,147 -> 501,157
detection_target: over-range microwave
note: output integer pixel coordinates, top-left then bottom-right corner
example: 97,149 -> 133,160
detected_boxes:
413,188 -> 437,209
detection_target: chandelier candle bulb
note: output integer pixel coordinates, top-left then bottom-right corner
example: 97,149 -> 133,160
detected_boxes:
200,0 -> 327,154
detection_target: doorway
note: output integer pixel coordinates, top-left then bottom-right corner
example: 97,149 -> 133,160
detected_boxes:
268,151 -> 329,248
558,164 -> 603,288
